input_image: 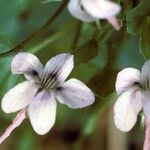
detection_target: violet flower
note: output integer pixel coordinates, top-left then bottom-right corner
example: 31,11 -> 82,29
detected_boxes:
68,0 -> 121,30
114,60 -> 150,150
0,52 -> 95,144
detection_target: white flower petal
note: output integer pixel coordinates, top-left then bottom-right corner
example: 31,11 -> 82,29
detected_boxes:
2,81 -> 39,113
115,68 -> 141,95
81,0 -> 121,19
142,92 -> 150,120
114,87 -> 142,132
68,0 -> 96,22
43,53 -> 74,82
56,78 -> 95,109
11,52 -> 43,82
28,91 -> 56,135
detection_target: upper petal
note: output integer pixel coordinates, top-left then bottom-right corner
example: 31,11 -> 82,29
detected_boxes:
115,68 -> 141,95
68,0 -> 96,22
1,81 -> 39,113
11,52 -> 43,82
43,53 -> 74,83
114,87 -> 142,132
56,78 -> 95,109
81,0 -> 121,19
28,90 -> 56,135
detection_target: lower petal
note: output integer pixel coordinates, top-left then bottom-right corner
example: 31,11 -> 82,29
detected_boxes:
56,78 -> 95,109
28,90 -> 57,135
114,87 -> 142,132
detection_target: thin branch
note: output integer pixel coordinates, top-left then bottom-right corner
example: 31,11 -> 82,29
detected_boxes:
143,120 -> 150,150
71,21 -> 82,50
0,0 -> 68,58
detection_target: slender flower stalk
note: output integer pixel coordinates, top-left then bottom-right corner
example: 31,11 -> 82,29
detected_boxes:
0,52 -> 95,144
0,109 -> 26,144
144,120 -> 150,150
114,60 -> 150,150
68,0 -> 121,30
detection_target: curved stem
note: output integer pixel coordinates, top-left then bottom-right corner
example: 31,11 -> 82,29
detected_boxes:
71,21 -> 82,50
0,0 -> 68,58
143,120 -> 150,150
0,109 -> 26,144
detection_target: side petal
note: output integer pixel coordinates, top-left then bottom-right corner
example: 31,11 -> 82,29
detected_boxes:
115,68 -> 141,95
2,81 -> 39,113
142,92 -> 150,120
81,0 -> 121,19
28,91 -> 56,135
68,0 -> 96,22
114,87 -> 142,132
43,53 -> 74,82
11,52 -> 43,82
56,78 -> 95,109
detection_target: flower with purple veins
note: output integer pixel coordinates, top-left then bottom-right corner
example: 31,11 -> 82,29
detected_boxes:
0,52 -> 95,144
114,60 -> 150,150
68,0 -> 121,30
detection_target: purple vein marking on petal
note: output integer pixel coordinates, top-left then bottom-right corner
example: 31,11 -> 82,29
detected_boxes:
41,54 -> 71,89
41,65 -> 60,89
44,67 -> 59,89
41,64 -> 58,87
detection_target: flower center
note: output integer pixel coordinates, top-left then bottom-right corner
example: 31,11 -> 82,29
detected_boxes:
141,79 -> 150,91
40,72 -> 59,90
39,64 -> 63,90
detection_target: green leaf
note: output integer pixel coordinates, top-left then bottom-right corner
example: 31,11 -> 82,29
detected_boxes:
0,57 -> 22,120
126,0 -> 150,35
139,17 -> 150,59
0,58 -> 21,98
0,29 -> 12,52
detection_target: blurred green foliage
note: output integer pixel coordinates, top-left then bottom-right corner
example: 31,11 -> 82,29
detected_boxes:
0,0 -> 149,149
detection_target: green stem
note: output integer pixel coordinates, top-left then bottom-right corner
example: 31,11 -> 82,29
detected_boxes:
71,21 -> 82,50
0,0 -> 68,58
29,31 -> 64,53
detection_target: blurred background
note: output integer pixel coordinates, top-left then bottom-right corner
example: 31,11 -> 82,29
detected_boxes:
0,0 -> 149,149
